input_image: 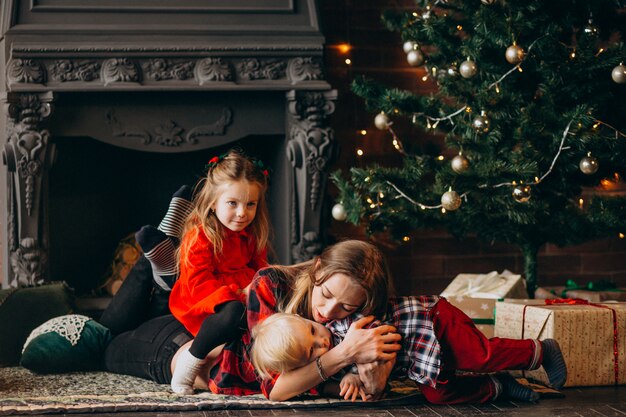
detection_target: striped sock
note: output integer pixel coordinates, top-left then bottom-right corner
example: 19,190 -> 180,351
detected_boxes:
135,226 -> 178,291
495,373 -> 540,402
542,339 -> 567,389
158,185 -> 193,243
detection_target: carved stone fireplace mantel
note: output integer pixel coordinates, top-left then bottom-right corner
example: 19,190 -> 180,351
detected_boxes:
0,0 -> 337,289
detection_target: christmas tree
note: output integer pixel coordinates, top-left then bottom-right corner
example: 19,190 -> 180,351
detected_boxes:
332,0 -> 626,296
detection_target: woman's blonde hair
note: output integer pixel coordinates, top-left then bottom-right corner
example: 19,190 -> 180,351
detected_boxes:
276,240 -> 393,319
250,313 -> 310,379
178,150 -> 270,267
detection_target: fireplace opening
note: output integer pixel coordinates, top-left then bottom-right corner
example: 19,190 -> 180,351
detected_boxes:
48,134 -> 285,295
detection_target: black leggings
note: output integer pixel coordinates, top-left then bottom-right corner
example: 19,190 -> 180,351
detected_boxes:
104,314 -> 192,384
188,300 -> 246,358
99,255 -> 170,335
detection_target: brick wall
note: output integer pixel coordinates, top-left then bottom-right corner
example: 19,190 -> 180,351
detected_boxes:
319,0 -> 626,296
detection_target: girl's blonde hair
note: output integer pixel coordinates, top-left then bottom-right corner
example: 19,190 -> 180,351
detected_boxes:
276,240 -> 393,319
178,150 -> 270,267
250,313 -> 310,379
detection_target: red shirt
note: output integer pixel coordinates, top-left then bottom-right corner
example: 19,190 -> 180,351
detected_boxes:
169,226 -> 267,335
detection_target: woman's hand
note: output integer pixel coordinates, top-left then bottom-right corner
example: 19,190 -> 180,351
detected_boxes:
356,357 -> 396,401
339,373 -> 369,402
340,316 -> 401,364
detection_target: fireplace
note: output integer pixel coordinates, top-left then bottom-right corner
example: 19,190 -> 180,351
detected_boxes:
0,0 -> 337,292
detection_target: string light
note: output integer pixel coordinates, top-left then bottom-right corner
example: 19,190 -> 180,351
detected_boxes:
345,58 -> 352,65
619,233 -> 625,239
337,43 -> 351,54
578,198 -> 584,209
360,129 -> 367,136
356,148 -> 364,156
402,236 -> 410,242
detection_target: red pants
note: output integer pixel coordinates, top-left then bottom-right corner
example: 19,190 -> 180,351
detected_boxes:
419,298 -> 542,404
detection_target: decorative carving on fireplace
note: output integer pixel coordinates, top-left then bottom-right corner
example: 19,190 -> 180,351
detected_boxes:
0,0 -> 336,289
5,56 -> 323,89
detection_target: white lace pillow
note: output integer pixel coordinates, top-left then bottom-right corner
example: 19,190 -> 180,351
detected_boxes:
20,314 -> 112,374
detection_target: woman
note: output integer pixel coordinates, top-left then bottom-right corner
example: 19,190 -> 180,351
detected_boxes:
103,240 -> 402,400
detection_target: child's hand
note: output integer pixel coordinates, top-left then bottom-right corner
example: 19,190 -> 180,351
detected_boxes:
339,373 -> 369,402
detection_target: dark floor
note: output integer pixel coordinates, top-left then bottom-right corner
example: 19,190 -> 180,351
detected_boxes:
57,386 -> 625,417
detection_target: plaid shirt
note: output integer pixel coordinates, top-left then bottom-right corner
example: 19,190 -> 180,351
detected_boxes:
207,267 -> 288,396
327,296 -> 442,388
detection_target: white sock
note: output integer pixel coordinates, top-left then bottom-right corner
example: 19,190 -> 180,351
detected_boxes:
171,349 -> 205,395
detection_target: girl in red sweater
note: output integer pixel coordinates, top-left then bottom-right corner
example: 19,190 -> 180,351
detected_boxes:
167,150 -> 270,394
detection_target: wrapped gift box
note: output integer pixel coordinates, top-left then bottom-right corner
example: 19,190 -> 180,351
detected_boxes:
535,286 -> 626,303
446,296 -> 496,338
495,299 -> 626,387
441,270 -> 527,338
440,270 -> 528,300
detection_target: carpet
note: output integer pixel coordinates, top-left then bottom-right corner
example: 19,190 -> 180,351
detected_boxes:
0,367 -> 422,415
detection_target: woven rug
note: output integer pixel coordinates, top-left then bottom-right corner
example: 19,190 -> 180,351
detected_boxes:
0,367 -> 422,415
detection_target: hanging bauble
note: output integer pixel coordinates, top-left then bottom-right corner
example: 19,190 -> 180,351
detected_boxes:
331,203 -> 348,221
579,153 -> 599,175
459,59 -> 478,78
512,184 -> 532,203
481,0 -> 497,4
407,49 -> 425,67
505,44 -> 525,64
583,19 -> 599,37
612,64 -> 626,84
472,111 -> 491,134
403,41 -> 416,54
441,189 -> 462,211
451,154 -> 470,174
374,112 -> 390,130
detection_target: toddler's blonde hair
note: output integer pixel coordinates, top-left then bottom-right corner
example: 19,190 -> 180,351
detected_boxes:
250,313 -> 311,379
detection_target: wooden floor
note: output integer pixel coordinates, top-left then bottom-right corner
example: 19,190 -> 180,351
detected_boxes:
57,386 -> 625,417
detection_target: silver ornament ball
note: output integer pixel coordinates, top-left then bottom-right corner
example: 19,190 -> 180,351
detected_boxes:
459,59 -> 478,78
331,203 -> 347,221
579,155 -> 599,175
441,190 -> 462,211
505,44 -> 525,64
403,41 -> 416,54
407,49 -> 425,67
481,0 -> 497,4
512,185 -> 532,203
374,112 -> 390,130
451,154 -> 470,173
612,64 -> 626,84
472,111 -> 491,134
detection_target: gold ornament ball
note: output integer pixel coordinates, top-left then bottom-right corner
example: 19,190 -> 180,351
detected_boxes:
403,41 -> 416,54
374,112 -> 390,130
505,44 -> 525,64
441,190 -> 462,211
407,49 -> 425,67
472,112 -> 491,134
612,64 -> 626,84
331,203 -> 347,221
579,155 -> 599,175
451,154 -> 470,173
512,185 -> 532,203
459,59 -> 478,78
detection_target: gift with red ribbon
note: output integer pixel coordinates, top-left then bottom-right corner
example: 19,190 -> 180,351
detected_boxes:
494,298 -> 626,387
